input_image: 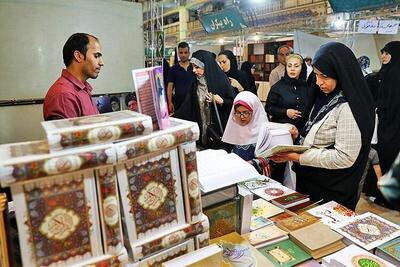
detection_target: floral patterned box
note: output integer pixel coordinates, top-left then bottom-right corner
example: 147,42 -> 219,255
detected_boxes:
117,149 -> 186,247
41,110 -> 153,152
0,140 -> 116,186
115,117 -> 199,162
11,170 -> 103,267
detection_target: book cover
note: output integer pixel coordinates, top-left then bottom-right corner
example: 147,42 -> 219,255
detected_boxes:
116,149 -> 186,244
242,224 -> 288,246
252,198 -> 284,219
204,199 -> 238,239
132,66 -> 170,130
256,144 -> 310,158
322,244 -> 396,267
287,200 -> 317,214
377,237 -> 400,261
295,260 -> 321,266
41,110 -> 153,151
239,176 -> 280,190
252,184 -> 295,201
306,200 -> 356,229
334,212 -> 400,251
11,171 -> 103,267
258,239 -> 312,267
210,232 -> 275,267
272,192 -> 310,209
250,216 -> 274,231
276,212 -> 319,232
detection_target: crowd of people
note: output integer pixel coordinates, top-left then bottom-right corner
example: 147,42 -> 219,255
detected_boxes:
168,40 -> 400,211
40,33 -> 400,211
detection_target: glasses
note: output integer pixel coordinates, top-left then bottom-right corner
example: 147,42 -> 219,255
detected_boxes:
234,111 -> 252,118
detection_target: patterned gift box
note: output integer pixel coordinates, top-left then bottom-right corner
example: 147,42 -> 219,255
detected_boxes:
131,214 -> 209,262
11,170 -> 103,267
0,140 -> 116,187
178,142 -> 202,224
41,110 -> 153,152
117,149 -> 186,248
115,118 -> 199,162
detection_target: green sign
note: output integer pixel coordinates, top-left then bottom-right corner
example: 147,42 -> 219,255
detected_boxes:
200,8 -> 247,34
328,0 -> 400,12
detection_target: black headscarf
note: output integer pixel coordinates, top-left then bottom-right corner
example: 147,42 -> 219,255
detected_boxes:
174,50 -> 235,129
219,50 -> 251,92
376,41 -> 400,172
295,42 -> 374,210
240,61 -> 257,94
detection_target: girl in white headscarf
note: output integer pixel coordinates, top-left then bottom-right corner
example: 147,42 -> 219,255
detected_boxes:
222,91 -> 271,173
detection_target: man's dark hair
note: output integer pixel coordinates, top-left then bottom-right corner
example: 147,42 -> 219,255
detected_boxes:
63,33 -> 98,67
178,41 -> 189,50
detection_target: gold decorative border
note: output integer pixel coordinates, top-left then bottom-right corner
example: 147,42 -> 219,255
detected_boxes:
0,193 -> 9,267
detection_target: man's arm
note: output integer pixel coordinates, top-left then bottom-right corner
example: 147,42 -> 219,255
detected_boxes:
167,81 -> 174,114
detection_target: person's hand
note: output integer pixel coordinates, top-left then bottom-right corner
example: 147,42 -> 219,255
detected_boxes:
205,92 -> 213,103
213,94 -> 224,105
230,78 -> 244,92
269,152 -> 300,163
168,102 -> 174,114
289,126 -> 299,139
287,109 -> 302,120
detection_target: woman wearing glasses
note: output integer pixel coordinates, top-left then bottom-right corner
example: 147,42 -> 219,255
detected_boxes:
222,91 -> 271,173
265,53 -> 309,129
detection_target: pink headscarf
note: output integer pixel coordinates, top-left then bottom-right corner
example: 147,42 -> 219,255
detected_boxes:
222,91 -> 269,145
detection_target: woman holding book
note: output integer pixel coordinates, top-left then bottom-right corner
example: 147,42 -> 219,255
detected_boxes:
174,50 -> 235,148
270,42 -> 374,210
265,53 -> 309,128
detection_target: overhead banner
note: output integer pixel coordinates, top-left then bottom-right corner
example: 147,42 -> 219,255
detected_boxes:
328,0 -> 400,12
200,8 -> 247,34
358,20 -> 379,34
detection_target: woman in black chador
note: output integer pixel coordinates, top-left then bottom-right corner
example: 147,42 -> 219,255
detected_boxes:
174,50 -> 235,148
271,42 -> 374,210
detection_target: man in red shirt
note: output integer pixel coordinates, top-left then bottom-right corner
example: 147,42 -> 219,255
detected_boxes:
43,33 -> 104,120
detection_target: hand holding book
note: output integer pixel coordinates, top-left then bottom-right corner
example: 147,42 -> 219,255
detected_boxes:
269,151 -> 301,163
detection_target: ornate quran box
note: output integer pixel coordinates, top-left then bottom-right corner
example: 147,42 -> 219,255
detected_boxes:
41,110 -> 153,151
0,116 -> 207,266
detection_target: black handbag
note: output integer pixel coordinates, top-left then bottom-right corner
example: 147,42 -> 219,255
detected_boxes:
205,98 -> 225,149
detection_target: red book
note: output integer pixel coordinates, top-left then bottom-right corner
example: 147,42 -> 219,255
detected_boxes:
271,192 -> 310,209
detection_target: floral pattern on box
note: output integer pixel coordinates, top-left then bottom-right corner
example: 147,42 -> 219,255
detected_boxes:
195,231 -> 210,249
96,167 -> 123,253
23,176 -> 94,266
122,128 -> 195,160
125,156 -> 179,238
82,255 -> 121,267
180,145 -> 202,223
59,121 -> 146,149
9,148 -> 114,182
133,214 -> 209,261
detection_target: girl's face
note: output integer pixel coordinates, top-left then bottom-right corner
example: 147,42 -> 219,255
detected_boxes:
192,64 -> 204,76
233,105 -> 253,126
286,57 -> 302,79
381,51 -> 392,65
314,67 -> 337,94
217,54 -> 231,73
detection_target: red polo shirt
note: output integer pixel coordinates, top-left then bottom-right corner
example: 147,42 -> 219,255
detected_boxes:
43,69 -> 99,120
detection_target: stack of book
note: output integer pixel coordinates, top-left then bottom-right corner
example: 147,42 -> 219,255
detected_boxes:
322,244 -> 396,267
289,222 -> 345,260
242,224 -> 288,248
252,183 -> 295,201
162,244 -> 223,267
250,198 -> 284,231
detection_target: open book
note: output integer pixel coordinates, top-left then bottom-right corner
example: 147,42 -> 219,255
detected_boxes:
132,66 -> 169,130
255,123 -> 308,158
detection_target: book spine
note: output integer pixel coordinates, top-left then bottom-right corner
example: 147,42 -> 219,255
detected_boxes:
178,142 -> 203,224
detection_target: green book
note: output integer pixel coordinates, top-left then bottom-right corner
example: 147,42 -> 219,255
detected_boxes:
258,239 -> 312,267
